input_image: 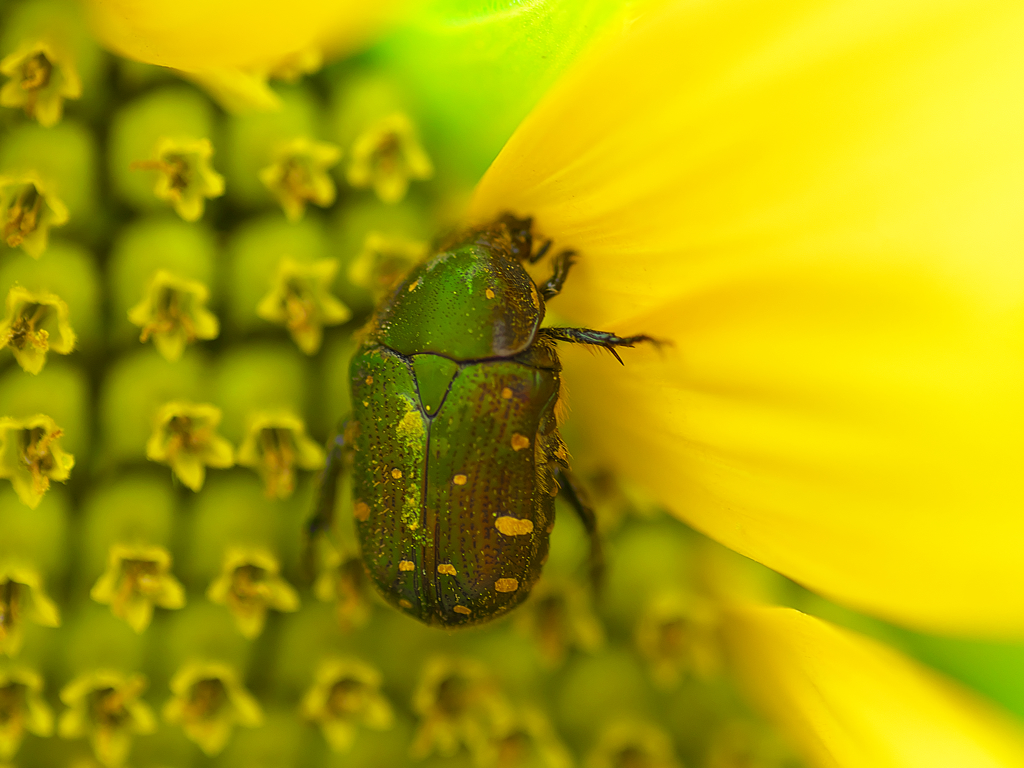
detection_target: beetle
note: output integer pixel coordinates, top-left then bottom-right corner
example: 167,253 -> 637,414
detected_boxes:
308,214 -> 654,627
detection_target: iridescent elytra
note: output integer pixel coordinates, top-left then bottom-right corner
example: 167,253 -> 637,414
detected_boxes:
308,214 -> 654,627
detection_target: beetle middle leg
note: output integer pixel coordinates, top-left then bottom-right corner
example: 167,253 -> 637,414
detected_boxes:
537,327 -> 660,365
554,466 -> 604,594
303,419 -> 354,578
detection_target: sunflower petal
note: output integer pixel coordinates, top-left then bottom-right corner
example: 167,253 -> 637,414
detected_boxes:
723,606 -> 1024,768
472,0 -> 1024,635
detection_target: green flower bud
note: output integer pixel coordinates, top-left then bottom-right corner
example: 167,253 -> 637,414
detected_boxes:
206,545 -> 299,639
217,708 -> 317,768
57,667 -> 156,767
634,590 -> 722,689
584,720 -> 681,768
703,720 -> 801,768
162,657 -> 262,756
107,85 -> 220,215
322,716 -> 419,768
225,213 -> 350,350
331,197 -> 432,313
0,238 -> 102,357
180,473 -> 300,602
479,706 -> 575,768
555,651 -> 654,747
256,255 -> 351,355
0,486 -> 68,586
216,343 -> 310,436
79,474 -> 184,633
149,602 -> 251,688
107,215 -> 218,355
313,542 -> 373,632
217,342 -> 324,498
409,655 -> 511,762
98,348 -> 206,467
0,121 -> 98,255
329,70 -> 433,203
56,604 -> 147,682
0,664 -> 53,760
0,554 -> 62,657
0,359 -> 88,468
224,83 -> 341,218
269,601 -> 355,698
601,520 -> 697,634
301,656 -> 394,752
513,578 -> 604,669
0,0 -> 104,126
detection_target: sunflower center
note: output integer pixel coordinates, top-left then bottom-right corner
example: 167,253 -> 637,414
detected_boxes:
120,558 -> 163,599
327,678 -> 369,717
5,302 -> 51,352
230,564 -> 271,606
91,686 -> 131,728
20,425 -> 62,492
0,682 -> 25,726
186,678 -> 226,720
0,581 -> 24,643
258,427 -> 297,497
3,184 -> 43,247
20,53 -> 52,92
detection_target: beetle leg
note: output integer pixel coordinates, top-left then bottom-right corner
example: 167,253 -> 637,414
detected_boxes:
537,249 -> 577,299
303,421 -> 352,578
555,466 -> 605,594
528,237 -> 552,264
537,327 -> 661,365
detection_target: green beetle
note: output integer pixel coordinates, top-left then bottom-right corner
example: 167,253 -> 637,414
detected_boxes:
309,214 -> 653,627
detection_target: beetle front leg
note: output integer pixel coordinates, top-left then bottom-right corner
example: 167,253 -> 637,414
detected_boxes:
555,466 -> 605,595
537,249 -> 577,300
303,420 -> 353,578
538,327 -> 660,364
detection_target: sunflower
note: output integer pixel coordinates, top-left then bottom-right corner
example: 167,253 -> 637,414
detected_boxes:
0,0 -> 1019,766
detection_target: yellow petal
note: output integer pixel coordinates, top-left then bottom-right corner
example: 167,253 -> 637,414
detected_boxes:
471,0 -> 1024,635
84,0 -> 403,108
722,606 -> 1024,768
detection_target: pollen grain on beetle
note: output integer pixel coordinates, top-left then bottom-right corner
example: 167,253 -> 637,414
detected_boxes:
495,578 -> 520,593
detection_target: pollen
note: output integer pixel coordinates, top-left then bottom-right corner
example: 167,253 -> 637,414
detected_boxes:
398,599 -> 413,609
485,288 -> 495,299
500,387 -> 513,399
453,605 -> 471,616
398,560 -> 415,571
495,578 -> 519,593
391,468 -> 403,479
354,500 -> 371,521
453,474 -> 467,485
408,280 -> 419,292
510,433 -> 531,451
437,564 -> 456,576
366,375 -> 374,385
495,516 -> 534,536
